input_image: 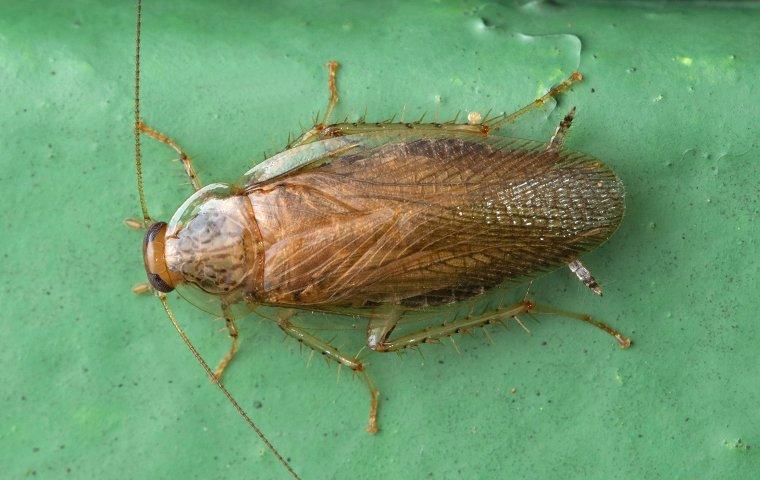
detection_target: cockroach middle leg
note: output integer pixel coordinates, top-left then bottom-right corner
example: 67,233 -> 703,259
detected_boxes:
366,306 -> 402,351
546,107 -> 576,153
137,121 -> 202,191
568,259 -> 603,296
289,61 -> 342,148
212,303 -> 240,382
277,312 -> 380,434
485,71 -> 583,133
322,60 -> 340,124
291,60 -> 487,147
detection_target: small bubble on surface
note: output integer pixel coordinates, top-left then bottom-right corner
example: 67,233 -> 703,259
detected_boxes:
676,56 -> 694,66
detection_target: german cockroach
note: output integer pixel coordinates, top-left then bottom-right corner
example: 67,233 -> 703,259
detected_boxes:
130,2 -> 629,478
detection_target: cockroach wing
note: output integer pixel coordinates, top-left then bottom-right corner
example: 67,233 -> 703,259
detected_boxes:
242,136 -> 363,185
245,133 -> 624,308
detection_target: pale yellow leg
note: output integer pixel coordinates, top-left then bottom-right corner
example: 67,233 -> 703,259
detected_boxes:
213,304 -> 240,381
138,121 -> 202,191
278,313 -> 380,434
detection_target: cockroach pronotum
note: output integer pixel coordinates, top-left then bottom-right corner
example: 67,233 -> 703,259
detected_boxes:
129,2 -> 629,478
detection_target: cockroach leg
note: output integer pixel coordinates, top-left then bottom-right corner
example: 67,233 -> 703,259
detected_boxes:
512,315 -> 531,334
322,60 -> 340,124
371,301 -> 535,352
137,121 -> 202,191
546,107 -> 576,153
293,70 -> 583,149
373,297 -> 630,351
277,313 -> 381,433
568,259 -> 603,296
290,125 -> 321,149
485,71 -> 583,133
289,61 -> 342,148
292,60 -> 488,147
294,120 -> 490,148
529,302 -> 631,348
366,308 -> 402,351
212,303 -> 240,382
359,369 -> 380,434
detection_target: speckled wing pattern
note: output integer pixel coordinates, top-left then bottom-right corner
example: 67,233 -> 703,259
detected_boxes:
247,135 -> 624,308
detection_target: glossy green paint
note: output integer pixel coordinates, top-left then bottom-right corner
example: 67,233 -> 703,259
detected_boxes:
1,1 -> 758,478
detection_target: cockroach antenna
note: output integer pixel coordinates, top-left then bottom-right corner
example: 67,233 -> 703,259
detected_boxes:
133,2 -> 300,478
134,0 -> 148,224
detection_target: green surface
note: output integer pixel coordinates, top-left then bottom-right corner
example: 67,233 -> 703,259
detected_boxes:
2,1 -> 759,478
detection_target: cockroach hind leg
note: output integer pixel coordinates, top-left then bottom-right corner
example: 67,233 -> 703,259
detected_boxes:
485,71 -> 583,133
568,259 -> 603,296
137,121 -> 202,191
546,107 -> 577,153
212,304 -> 240,382
276,313 -> 381,433
373,296 -> 630,351
371,302 -> 537,353
529,302 -> 632,349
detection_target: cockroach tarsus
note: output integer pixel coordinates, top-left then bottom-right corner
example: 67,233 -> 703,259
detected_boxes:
131,3 -> 630,479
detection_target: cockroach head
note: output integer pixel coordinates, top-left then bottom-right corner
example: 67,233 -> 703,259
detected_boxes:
143,221 -> 176,293
143,185 -> 258,305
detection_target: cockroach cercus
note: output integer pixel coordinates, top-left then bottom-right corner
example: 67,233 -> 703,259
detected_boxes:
128,2 -> 630,478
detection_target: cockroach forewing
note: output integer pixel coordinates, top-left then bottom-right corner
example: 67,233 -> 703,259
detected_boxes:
239,128 -> 624,313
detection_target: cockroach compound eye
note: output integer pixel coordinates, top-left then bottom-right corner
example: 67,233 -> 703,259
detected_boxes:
130,2 -> 628,479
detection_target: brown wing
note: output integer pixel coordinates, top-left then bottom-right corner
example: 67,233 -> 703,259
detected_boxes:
247,135 -> 624,308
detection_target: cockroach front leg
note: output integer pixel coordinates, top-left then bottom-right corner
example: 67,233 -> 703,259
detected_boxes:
277,311 -> 380,434
369,299 -> 630,352
137,121 -> 202,191
212,303 -> 240,382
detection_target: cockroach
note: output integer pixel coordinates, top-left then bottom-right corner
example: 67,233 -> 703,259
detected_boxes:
130,2 -> 630,478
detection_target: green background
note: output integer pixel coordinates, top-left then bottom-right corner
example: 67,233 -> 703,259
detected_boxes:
2,1 -> 758,478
